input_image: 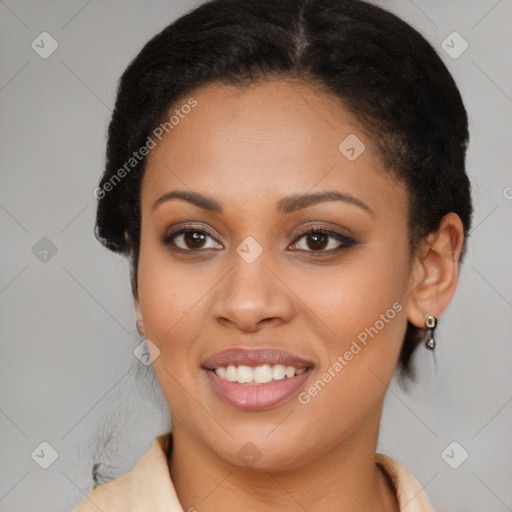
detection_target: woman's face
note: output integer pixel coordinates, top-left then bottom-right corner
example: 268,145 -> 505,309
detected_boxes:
137,79 -> 415,470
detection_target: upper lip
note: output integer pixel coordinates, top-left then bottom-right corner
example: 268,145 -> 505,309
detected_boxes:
202,347 -> 314,370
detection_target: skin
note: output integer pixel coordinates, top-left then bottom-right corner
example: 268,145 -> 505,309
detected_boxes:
133,79 -> 464,511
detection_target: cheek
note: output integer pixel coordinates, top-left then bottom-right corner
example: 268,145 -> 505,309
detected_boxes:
289,248 -> 409,416
289,244 -> 409,350
136,247 -> 208,369
137,252 -> 214,420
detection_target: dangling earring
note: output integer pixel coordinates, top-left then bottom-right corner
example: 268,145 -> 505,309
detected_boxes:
425,314 -> 437,350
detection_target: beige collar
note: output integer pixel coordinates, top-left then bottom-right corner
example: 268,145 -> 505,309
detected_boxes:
74,432 -> 435,511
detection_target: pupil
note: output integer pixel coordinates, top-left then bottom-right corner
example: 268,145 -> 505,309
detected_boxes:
308,233 -> 327,250
185,232 -> 205,248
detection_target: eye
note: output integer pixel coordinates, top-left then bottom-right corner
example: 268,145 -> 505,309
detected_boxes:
162,226 -> 222,252
162,224 -> 357,255
289,228 -> 356,255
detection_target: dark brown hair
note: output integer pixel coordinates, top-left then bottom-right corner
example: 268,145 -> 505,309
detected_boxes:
94,0 -> 472,380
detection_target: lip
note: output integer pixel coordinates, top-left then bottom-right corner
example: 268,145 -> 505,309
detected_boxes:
205,367 -> 313,411
201,347 -> 314,370
201,346 -> 315,411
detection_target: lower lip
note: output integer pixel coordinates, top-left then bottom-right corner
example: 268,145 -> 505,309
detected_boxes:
204,368 -> 313,411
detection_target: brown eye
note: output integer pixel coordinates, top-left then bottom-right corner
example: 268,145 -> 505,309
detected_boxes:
163,228 -> 222,251
304,232 -> 329,250
182,231 -> 207,249
289,228 -> 357,255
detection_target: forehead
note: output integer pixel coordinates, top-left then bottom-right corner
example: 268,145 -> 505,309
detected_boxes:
141,80 -> 407,221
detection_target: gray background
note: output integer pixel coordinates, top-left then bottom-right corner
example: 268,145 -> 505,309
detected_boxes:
1,0 -> 511,510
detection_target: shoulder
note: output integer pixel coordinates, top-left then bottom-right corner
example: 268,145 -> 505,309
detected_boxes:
376,453 -> 436,512
72,433 -> 182,512
73,472 -> 132,511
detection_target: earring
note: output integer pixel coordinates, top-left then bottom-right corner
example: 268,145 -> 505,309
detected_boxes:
136,319 -> 144,336
424,314 -> 437,350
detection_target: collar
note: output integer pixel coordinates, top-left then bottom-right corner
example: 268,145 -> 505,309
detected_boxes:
75,432 -> 435,511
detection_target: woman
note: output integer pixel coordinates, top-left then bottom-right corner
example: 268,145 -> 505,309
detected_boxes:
75,0 -> 472,509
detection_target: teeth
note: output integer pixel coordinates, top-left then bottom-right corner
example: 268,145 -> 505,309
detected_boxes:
272,364 -> 286,380
284,366 -> 295,378
254,364 -> 273,384
237,365 -> 253,383
226,365 -> 237,382
214,364 -> 308,384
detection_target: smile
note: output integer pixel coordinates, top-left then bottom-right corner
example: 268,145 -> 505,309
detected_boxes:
214,364 -> 307,384
202,347 -> 314,410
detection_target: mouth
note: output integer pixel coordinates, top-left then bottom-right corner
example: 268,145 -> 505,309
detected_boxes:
212,363 -> 309,383
202,347 -> 314,410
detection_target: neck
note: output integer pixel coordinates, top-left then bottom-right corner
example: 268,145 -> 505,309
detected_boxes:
168,409 -> 398,512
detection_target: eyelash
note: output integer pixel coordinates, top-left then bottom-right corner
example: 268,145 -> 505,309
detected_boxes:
162,224 -> 357,257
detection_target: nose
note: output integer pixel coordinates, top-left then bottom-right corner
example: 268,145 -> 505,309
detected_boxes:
211,252 -> 295,333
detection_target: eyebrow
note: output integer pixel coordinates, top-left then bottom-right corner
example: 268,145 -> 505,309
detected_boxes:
152,190 -> 374,216
276,190 -> 374,216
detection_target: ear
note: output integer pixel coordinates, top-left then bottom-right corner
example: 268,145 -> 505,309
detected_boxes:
134,296 -> 145,336
125,231 -> 145,336
406,212 -> 465,328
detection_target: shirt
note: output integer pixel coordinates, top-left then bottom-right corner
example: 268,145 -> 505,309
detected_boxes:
73,432 -> 435,511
